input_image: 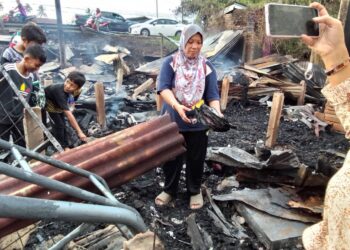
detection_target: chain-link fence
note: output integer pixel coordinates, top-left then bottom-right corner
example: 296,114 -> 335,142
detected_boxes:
0,70 -> 63,161
0,80 -> 29,148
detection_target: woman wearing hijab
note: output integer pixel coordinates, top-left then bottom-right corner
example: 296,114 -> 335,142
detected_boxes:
155,24 -> 222,210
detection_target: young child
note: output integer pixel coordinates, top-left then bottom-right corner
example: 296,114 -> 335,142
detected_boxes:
1,22 -> 46,64
0,44 -> 46,147
44,71 -> 88,149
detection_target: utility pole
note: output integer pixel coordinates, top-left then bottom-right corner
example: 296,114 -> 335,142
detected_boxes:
181,1 -> 184,23
156,0 -> 159,18
55,0 -> 66,68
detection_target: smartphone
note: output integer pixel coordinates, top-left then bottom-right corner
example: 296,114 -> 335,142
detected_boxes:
265,3 -> 319,38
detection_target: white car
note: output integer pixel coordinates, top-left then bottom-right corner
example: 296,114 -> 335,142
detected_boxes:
129,18 -> 185,37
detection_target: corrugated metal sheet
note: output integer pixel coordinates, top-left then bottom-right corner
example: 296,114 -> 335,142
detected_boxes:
0,114 -> 185,238
135,30 -> 244,77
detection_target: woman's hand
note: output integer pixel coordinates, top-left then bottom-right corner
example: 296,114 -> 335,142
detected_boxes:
208,100 -> 224,118
173,103 -> 193,124
78,132 -> 88,142
301,2 -> 348,68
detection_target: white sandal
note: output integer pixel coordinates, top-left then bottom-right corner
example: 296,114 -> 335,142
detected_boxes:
155,191 -> 172,206
190,191 -> 203,210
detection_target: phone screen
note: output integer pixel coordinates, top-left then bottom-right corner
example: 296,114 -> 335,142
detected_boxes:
266,4 -> 319,37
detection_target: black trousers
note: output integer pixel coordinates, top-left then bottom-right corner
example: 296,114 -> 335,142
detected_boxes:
0,120 -> 25,147
48,112 -> 67,148
162,130 -> 208,196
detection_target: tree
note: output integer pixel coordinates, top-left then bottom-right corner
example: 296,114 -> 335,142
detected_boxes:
25,3 -> 32,13
85,8 -> 91,15
0,2 -> 3,12
174,0 -> 234,27
37,5 -> 47,17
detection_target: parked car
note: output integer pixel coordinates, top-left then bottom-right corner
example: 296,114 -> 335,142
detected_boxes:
129,18 -> 185,37
74,11 -> 135,32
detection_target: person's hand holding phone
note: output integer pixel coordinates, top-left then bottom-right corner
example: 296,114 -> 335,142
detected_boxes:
301,3 -> 346,58
301,2 -> 348,70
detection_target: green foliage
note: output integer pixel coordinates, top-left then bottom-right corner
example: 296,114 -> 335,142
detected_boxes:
176,0 -> 340,17
174,0 -> 235,20
238,0 -> 313,8
175,0 -> 341,59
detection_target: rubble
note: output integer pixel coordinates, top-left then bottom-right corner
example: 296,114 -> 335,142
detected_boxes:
0,15 -> 348,250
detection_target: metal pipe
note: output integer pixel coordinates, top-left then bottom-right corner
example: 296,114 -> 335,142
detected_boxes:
49,223 -> 93,250
10,146 -> 32,172
0,195 -> 147,233
89,175 -> 134,239
89,175 -> 120,204
0,139 -> 110,192
0,162 -> 116,207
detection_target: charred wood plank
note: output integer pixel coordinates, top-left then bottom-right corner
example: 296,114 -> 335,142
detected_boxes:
207,209 -> 233,237
186,214 -> 207,250
23,107 -> 44,150
297,81 -> 306,105
205,188 -> 247,238
94,82 -> 106,128
265,92 -> 284,148
117,68 -> 124,91
220,77 -> 230,111
155,78 -> 163,111
132,78 -> 154,100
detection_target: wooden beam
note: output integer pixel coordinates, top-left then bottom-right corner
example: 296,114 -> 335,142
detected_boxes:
297,80 -> 306,105
120,57 -> 130,75
116,68 -> 124,92
220,77 -> 230,111
186,213 -> 207,250
0,224 -> 37,250
23,107 -> 44,150
155,78 -> 163,111
94,82 -> 106,128
244,31 -> 254,62
132,78 -> 154,100
265,92 -> 284,148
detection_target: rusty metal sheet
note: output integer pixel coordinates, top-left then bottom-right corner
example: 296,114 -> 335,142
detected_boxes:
0,114 -> 185,238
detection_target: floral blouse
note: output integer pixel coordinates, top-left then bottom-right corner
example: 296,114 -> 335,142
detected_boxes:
302,78 -> 350,250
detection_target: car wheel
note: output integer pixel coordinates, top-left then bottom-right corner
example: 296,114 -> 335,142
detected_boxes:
141,29 -> 150,36
175,31 -> 182,38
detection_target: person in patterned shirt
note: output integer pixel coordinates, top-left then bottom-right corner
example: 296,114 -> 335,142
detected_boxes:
0,44 -> 46,147
1,22 -> 46,64
301,2 -> 350,249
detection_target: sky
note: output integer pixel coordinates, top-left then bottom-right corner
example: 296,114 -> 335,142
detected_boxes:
0,0 -> 182,23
